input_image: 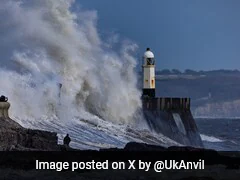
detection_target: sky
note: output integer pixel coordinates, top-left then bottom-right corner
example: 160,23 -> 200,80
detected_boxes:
78,0 -> 240,71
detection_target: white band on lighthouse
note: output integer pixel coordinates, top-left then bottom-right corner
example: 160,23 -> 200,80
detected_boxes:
143,65 -> 155,89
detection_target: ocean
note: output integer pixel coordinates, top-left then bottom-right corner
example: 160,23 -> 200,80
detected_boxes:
196,118 -> 240,151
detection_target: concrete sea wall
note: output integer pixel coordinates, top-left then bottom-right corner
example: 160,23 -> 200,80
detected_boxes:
142,97 -> 203,147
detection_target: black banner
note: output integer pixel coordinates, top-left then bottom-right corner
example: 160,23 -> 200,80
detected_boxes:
0,151 -> 239,179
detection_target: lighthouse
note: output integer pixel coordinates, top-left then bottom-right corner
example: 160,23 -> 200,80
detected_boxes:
141,47 -> 203,147
142,48 -> 155,97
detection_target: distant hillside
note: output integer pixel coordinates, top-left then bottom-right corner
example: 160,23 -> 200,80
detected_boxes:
155,69 -> 240,76
140,69 -> 240,118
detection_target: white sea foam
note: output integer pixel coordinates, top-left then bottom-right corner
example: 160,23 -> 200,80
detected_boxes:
200,134 -> 224,143
0,0 -> 142,126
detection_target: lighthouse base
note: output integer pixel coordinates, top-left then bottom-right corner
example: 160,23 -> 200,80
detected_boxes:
142,89 -> 155,98
142,97 -> 203,147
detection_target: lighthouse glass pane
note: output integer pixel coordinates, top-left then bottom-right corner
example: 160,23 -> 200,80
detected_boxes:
147,58 -> 155,65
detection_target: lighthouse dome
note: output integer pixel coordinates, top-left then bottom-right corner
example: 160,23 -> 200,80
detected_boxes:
144,49 -> 154,59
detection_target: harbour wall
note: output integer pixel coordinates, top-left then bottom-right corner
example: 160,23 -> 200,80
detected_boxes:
142,97 -> 203,147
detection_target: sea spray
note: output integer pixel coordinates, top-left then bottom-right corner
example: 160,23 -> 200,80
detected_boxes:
0,0 -> 142,127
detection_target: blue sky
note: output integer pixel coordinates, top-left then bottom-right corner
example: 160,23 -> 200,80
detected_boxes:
78,0 -> 240,71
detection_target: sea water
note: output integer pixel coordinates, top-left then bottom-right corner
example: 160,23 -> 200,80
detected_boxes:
196,118 -> 240,151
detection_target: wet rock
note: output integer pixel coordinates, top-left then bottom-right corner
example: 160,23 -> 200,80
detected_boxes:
0,119 -> 59,151
0,101 -> 59,151
124,142 -> 167,151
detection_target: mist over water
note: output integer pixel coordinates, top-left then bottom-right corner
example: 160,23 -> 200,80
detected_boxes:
0,0 -> 142,127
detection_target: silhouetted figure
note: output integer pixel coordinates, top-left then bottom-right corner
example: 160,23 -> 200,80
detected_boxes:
63,134 -> 71,147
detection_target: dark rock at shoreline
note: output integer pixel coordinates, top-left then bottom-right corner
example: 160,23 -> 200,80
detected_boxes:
124,141 -> 167,151
0,117 -> 59,151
